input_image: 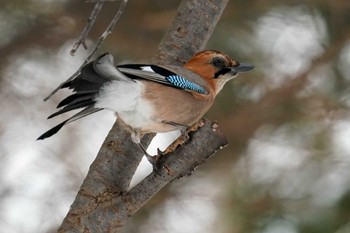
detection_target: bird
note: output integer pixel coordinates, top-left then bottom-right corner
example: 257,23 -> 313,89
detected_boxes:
38,50 -> 254,163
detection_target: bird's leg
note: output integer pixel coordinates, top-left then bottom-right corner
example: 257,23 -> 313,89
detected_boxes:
161,121 -> 190,155
132,129 -> 160,167
162,120 -> 189,139
136,120 -> 201,172
137,143 -> 155,164
137,142 -> 164,174
162,119 -> 205,154
137,121 -> 189,174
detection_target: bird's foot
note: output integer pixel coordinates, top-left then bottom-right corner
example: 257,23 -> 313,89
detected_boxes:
187,119 -> 205,133
138,120 -> 205,174
162,132 -> 189,155
162,119 -> 205,154
138,143 -> 164,174
145,149 -> 165,174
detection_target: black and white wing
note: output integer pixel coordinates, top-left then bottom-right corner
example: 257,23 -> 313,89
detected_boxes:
117,64 -> 209,94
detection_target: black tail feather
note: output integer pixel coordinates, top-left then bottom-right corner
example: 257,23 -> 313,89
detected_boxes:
39,54 -> 114,140
46,59 -> 109,119
57,91 -> 97,108
38,107 -> 103,140
48,100 -> 96,119
63,62 -> 109,92
61,80 -> 72,89
37,120 -> 69,140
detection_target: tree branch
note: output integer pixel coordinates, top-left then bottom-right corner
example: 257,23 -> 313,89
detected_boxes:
57,0 -> 229,232
44,0 -> 128,101
70,0 -> 104,55
153,0 -> 228,65
58,120 -> 227,232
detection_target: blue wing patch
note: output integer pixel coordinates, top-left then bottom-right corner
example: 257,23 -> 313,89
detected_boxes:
166,75 -> 207,94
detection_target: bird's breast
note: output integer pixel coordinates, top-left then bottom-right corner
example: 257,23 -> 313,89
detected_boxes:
142,81 -> 215,130
95,80 -> 214,134
116,98 -> 156,130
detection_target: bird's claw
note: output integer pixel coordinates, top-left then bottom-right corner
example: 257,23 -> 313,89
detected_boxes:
138,120 -> 206,174
144,148 -> 166,175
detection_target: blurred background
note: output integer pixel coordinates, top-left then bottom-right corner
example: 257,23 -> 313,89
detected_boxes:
1,0 -> 350,232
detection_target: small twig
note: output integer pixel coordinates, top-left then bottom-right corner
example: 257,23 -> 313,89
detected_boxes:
44,0 -> 129,101
84,0 -> 128,63
70,0 -> 105,56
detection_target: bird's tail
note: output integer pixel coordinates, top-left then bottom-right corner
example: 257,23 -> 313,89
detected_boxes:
37,106 -> 102,140
37,54 -> 116,140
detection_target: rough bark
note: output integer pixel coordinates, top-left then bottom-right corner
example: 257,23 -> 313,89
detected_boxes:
58,0 -> 229,232
153,0 -> 228,65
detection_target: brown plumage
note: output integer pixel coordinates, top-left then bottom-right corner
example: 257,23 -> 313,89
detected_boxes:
38,50 -> 253,162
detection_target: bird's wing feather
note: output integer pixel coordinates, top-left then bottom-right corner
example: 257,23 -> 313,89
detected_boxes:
66,53 -> 208,94
117,64 -> 209,94
93,53 -> 134,82
117,66 -> 170,85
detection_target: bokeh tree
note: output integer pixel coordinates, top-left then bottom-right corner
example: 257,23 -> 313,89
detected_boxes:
1,0 -> 350,233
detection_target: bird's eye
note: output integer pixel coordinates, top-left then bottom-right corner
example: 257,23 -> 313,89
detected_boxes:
211,57 -> 226,68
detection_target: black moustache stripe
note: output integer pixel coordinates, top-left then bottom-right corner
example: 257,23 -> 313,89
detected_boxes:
214,68 -> 231,78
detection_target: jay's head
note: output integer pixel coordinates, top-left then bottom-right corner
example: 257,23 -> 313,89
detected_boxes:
184,50 -> 254,94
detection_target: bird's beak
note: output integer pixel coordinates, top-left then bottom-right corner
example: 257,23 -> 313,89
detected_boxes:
215,63 -> 254,79
230,63 -> 254,73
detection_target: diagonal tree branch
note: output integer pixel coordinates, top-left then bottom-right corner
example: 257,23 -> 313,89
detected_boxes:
59,119 -> 227,232
153,0 -> 228,65
57,0 -> 229,232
